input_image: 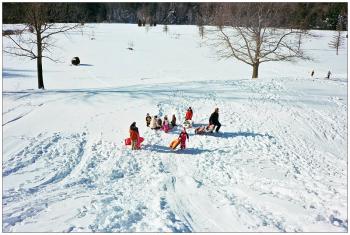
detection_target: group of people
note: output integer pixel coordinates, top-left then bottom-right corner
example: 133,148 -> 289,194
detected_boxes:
146,113 -> 177,132
128,107 -> 221,150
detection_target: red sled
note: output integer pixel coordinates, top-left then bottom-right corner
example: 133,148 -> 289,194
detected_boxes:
124,137 -> 144,148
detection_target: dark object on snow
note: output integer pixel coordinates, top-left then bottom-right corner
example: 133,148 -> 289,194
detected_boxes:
138,19 -> 142,27
327,70 -> 331,79
71,57 -> 80,66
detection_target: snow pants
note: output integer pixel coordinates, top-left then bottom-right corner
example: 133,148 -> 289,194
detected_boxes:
214,122 -> 221,132
131,139 -> 138,150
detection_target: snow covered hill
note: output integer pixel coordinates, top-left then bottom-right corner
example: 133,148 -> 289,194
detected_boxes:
2,24 -> 348,232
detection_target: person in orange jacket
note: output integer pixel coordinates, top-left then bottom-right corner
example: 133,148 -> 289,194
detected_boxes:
129,122 -> 139,150
185,107 -> 193,121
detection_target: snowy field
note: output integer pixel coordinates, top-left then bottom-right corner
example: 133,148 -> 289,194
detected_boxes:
2,24 -> 348,232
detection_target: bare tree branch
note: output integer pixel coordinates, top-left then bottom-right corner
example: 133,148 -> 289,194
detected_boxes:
5,35 -> 36,58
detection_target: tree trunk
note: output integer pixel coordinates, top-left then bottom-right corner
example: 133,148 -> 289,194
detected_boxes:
37,33 -> 44,89
37,56 -> 44,89
252,62 -> 259,79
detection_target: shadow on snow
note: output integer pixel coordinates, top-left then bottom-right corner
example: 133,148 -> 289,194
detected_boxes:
212,131 -> 274,139
143,144 -> 212,155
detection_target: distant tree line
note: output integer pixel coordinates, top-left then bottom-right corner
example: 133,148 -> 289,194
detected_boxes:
3,2 -> 348,30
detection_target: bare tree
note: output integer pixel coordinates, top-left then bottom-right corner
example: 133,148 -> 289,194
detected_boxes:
329,15 -> 345,55
206,3 -> 311,79
329,31 -> 344,55
3,3 -> 83,89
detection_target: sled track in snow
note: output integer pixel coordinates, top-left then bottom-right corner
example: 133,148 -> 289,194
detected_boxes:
3,132 -> 88,231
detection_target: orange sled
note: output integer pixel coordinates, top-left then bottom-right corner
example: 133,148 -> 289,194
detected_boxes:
169,138 -> 181,150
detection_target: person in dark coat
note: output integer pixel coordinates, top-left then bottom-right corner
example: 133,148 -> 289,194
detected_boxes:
209,108 -> 221,132
145,113 -> 151,127
156,117 -> 162,129
327,70 -> 331,79
171,114 -> 177,127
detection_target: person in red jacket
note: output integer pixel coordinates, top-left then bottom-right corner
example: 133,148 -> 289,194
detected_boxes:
129,122 -> 139,150
179,128 -> 189,149
185,107 -> 193,121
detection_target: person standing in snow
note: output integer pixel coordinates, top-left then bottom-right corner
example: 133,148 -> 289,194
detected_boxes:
311,70 -> 314,77
150,115 -> 158,129
129,122 -> 139,150
162,115 -> 170,132
209,107 -> 221,133
179,128 -> 189,149
327,70 -> 331,79
185,107 -> 193,121
171,114 -> 177,127
156,116 -> 162,129
145,113 -> 151,127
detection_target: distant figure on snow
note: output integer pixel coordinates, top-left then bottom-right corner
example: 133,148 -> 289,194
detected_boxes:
311,70 -> 314,77
179,128 -> 189,149
150,115 -> 158,129
327,70 -> 331,79
209,108 -> 221,133
145,113 -> 151,127
129,122 -> 140,150
171,114 -> 177,127
185,107 -> 193,121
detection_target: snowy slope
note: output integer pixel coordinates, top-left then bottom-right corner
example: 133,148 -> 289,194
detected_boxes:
2,24 -> 348,232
